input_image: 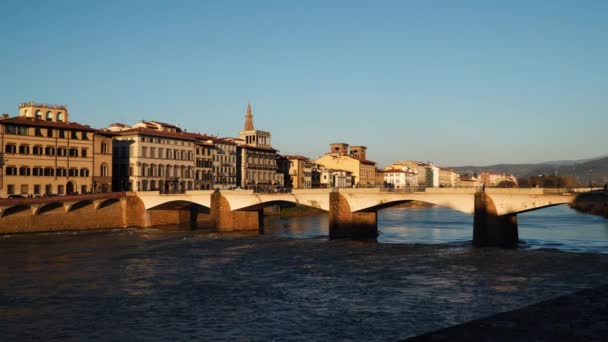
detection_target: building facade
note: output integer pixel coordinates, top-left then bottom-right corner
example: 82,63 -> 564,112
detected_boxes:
234,104 -> 281,191
315,143 -> 376,187
384,166 -> 418,190
286,155 -> 313,189
108,121 -> 196,192
0,102 -> 112,197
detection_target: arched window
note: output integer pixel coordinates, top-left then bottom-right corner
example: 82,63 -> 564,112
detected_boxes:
46,112 -> 53,121
35,111 -> 42,120
101,163 -> 108,177
57,112 -> 64,122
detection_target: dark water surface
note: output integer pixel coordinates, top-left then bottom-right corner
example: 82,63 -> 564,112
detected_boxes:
1,205 -> 608,341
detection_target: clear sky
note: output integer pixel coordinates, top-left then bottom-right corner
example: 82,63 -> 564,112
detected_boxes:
1,0 -> 606,167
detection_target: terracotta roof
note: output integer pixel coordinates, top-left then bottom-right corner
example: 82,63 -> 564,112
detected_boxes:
284,155 -> 311,161
113,127 -> 197,141
0,116 -> 98,131
242,144 -> 278,153
359,159 -> 376,165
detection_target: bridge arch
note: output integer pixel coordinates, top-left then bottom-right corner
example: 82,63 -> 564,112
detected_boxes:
36,202 -> 64,215
66,200 -> 93,212
1,204 -> 30,218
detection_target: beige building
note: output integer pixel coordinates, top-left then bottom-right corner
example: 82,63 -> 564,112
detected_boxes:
383,165 -> 418,190
389,161 -> 440,188
108,121 -> 196,192
0,102 -> 112,197
233,104 -> 281,191
438,167 -> 460,188
194,140 -> 215,190
315,143 -> 376,187
480,172 -> 518,187
318,166 -> 353,188
286,155 -> 313,189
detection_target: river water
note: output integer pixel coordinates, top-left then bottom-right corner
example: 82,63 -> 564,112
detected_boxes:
1,205 -> 608,340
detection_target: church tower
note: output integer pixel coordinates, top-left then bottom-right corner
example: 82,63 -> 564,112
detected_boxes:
239,103 -> 271,148
244,103 -> 254,131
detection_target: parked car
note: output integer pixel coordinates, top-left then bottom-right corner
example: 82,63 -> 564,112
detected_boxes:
8,194 -> 25,199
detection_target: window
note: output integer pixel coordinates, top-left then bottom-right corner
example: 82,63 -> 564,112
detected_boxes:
101,142 -> 108,154
57,112 -> 64,122
81,149 -> 88,158
59,130 -> 65,139
69,168 -> 78,177
57,147 -> 67,156
7,184 -> 14,195
71,131 -> 78,139
20,184 -> 28,195
19,166 -> 30,176
34,184 -> 41,195
44,167 -> 54,176
45,146 -> 55,156
56,168 -> 67,177
47,128 -> 53,137
80,168 -> 89,177
46,112 -> 53,121
69,148 -> 78,157
35,128 -> 42,136
141,147 -> 147,158
150,147 -> 156,159
5,144 -> 16,154
18,145 -> 30,154
5,166 -> 17,175
82,131 -> 88,140
32,167 -> 43,176
58,185 -> 64,194
101,163 -> 108,177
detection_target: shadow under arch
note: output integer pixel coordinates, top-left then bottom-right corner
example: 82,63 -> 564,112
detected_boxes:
355,198 -> 471,215
37,202 -> 64,215
68,200 -> 93,212
148,200 -> 210,212
2,204 -> 31,217
237,199 -> 327,212
97,198 -> 120,210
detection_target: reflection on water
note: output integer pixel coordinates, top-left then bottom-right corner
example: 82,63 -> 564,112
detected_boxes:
1,205 -> 607,340
264,205 -> 608,254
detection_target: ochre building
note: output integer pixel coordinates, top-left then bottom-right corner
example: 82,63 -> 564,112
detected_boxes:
0,102 -> 113,197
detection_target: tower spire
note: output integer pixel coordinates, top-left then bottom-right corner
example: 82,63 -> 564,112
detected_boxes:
244,102 -> 254,131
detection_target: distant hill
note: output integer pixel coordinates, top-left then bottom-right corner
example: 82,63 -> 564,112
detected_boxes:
451,156 -> 608,185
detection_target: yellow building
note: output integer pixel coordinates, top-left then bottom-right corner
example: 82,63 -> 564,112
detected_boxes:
315,143 -> 376,187
438,167 -> 460,188
0,102 -> 113,197
286,155 -> 313,189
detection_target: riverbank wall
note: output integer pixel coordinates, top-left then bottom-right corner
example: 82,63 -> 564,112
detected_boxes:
570,190 -> 608,218
0,193 -> 206,234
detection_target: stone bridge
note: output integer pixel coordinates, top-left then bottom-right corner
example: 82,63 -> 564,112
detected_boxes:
0,188 -> 578,247
136,188 -> 576,247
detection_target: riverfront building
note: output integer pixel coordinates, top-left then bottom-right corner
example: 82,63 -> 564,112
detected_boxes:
384,165 -> 418,190
232,104 -> 282,191
107,121 -> 196,192
0,102 -> 113,197
285,155 -> 313,189
315,143 -> 376,187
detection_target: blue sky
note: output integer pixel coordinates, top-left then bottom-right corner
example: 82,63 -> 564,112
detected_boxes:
1,0 -> 606,167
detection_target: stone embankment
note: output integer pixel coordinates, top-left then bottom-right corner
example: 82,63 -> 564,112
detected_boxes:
570,190 -> 608,218
406,284 -> 608,341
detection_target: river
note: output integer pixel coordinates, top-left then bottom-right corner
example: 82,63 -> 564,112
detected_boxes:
1,205 -> 607,340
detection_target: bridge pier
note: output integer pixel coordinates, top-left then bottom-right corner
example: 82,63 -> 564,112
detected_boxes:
329,192 -> 378,239
210,191 -> 263,232
473,192 -> 519,247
